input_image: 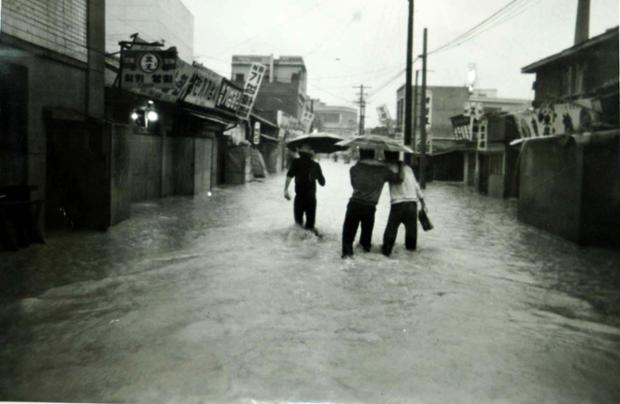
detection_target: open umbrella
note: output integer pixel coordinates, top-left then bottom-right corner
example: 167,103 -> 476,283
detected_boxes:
336,134 -> 414,153
286,132 -> 347,154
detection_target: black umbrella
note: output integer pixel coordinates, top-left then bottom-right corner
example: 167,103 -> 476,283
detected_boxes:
286,132 -> 347,154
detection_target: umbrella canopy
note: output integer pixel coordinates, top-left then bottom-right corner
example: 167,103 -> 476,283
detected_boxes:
286,132 -> 347,154
336,134 -> 414,153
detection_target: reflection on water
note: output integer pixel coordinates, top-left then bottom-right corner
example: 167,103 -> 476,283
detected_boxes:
1,161 -> 619,403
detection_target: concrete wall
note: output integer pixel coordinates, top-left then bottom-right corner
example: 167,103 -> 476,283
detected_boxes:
518,136 -> 583,243
580,133 -> 620,246
109,124 -> 131,225
519,133 -> 620,246
226,145 -> 252,185
129,133 -> 162,202
194,137 -> 214,194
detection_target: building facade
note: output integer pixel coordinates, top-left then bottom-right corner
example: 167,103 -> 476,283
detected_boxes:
516,25 -> 619,246
313,101 -> 357,137
0,0 -> 107,238
231,55 -> 310,124
106,0 -> 194,61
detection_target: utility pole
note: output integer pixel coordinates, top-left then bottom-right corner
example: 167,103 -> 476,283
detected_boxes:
412,69 -> 419,159
354,84 -> 370,135
419,28 -> 428,189
404,0 -> 414,164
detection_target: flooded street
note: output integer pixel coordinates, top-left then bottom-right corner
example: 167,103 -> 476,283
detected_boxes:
1,160 -> 620,403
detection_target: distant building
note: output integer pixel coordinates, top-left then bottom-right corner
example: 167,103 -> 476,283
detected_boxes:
231,55 -> 310,124
106,0 -> 194,61
313,101 -> 357,137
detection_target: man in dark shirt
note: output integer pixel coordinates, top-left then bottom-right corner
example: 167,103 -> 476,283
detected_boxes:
284,144 -> 326,233
342,148 -> 402,258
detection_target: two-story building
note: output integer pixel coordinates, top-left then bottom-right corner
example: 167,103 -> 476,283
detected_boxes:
516,17 -> 619,246
313,101 -> 358,138
232,55 -> 312,173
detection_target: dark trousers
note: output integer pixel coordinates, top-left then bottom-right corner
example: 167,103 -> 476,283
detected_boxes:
382,201 -> 418,256
294,194 -> 317,229
342,200 -> 376,257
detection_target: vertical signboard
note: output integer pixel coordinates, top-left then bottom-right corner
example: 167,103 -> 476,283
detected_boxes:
216,79 -> 244,114
300,108 -> 314,133
237,63 -> 266,119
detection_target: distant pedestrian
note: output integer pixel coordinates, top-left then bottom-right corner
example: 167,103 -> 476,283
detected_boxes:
284,144 -> 325,234
381,151 -> 425,256
341,149 -> 403,258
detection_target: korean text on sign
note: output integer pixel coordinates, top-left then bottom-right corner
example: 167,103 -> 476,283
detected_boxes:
236,63 -> 267,119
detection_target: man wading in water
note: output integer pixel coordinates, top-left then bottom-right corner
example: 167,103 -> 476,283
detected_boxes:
341,149 -> 403,258
284,144 -> 325,236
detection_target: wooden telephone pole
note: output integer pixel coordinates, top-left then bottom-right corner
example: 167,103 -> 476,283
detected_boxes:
354,84 -> 370,135
404,0 -> 414,164
419,28 -> 428,189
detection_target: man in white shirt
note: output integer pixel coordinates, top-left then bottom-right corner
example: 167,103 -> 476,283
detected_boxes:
381,151 -> 426,256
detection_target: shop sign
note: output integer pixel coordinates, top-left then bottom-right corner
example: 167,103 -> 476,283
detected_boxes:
515,102 -> 596,139
137,59 -> 194,102
216,80 -> 244,113
237,63 -> 267,119
300,109 -> 314,133
182,64 -> 223,109
121,48 -> 177,89
451,115 -> 473,141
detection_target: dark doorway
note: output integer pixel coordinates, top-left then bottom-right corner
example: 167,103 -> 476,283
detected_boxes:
0,63 -> 28,186
478,154 -> 489,194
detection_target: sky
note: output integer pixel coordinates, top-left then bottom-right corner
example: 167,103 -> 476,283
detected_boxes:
182,0 -> 619,127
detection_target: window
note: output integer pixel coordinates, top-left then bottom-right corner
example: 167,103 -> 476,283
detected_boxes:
321,113 -> 340,123
235,73 -> 244,83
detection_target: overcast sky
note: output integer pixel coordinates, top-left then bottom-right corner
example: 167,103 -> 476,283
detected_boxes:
182,0 -> 618,127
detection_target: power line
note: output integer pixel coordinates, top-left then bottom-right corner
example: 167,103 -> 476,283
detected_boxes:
366,0 -> 540,99
428,0 -> 535,55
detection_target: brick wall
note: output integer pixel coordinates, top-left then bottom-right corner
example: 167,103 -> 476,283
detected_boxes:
1,0 -> 88,62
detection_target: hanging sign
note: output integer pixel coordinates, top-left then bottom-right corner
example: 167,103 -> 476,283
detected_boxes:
237,63 -> 267,119
216,80 -> 244,113
121,47 -> 177,90
182,64 -> 223,109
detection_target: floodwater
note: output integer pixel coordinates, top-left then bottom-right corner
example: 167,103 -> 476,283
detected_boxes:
1,160 -> 619,403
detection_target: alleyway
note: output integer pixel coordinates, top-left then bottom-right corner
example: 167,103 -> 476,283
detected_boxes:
1,160 -> 620,403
